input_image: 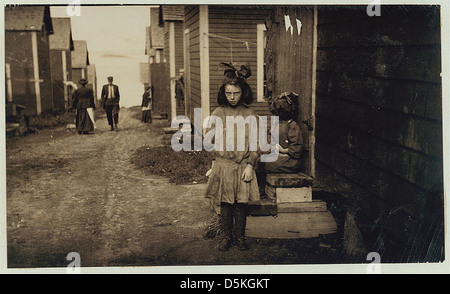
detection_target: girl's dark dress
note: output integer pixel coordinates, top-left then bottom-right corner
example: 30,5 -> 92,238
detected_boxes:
265,119 -> 303,173
72,86 -> 95,133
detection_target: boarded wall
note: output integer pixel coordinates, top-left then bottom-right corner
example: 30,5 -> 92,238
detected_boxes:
50,50 -> 72,110
315,5 -> 443,262
5,31 -> 36,115
150,62 -> 170,116
265,6 -> 316,174
185,5 -> 200,120
5,31 -> 53,115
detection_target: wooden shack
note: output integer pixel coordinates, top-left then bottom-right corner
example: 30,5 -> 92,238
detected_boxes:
153,5 -> 186,120
146,6 -> 170,118
184,5 -> 273,125
71,40 -> 89,85
308,5 -> 443,261
49,17 -> 74,111
5,5 -> 54,115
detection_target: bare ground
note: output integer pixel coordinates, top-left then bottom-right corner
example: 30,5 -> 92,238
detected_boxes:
5,107 -> 350,270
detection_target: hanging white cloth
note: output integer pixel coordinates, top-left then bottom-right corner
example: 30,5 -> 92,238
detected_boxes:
86,107 -> 96,129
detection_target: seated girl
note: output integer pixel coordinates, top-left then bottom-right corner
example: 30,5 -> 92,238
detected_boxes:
264,92 -> 303,173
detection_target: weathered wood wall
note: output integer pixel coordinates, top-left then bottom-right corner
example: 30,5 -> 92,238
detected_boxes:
37,26 -> 53,113
5,31 -> 53,115
315,5 -> 443,261
50,50 -> 72,110
265,6 -> 316,175
150,62 -> 170,116
5,31 -> 36,115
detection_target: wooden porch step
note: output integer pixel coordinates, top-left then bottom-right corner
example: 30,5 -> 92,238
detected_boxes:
248,199 -> 328,215
248,198 -> 277,216
246,211 -> 337,239
266,172 -> 314,188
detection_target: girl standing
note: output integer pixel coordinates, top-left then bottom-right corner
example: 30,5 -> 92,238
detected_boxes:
205,64 -> 260,251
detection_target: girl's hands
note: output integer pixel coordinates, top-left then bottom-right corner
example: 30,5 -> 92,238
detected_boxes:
276,143 -> 289,154
241,164 -> 254,182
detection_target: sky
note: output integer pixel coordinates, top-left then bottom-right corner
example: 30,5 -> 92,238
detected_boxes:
50,5 -> 151,107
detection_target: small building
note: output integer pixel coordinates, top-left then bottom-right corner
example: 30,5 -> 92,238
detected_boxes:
145,6 -> 170,118
146,5 -> 185,120
49,17 -> 74,111
5,5 -> 54,115
160,5 -> 185,119
71,40 -> 90,86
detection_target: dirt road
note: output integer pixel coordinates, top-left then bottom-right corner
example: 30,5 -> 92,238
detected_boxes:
6,107 -> 346,270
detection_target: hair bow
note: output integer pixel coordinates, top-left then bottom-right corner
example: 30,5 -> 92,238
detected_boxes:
220,62 -> 252,79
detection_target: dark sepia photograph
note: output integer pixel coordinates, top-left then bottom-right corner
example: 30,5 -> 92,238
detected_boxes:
1,0 -> 448,276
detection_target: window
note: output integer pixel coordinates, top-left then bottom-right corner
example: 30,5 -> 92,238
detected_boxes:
257,23 -> 267,102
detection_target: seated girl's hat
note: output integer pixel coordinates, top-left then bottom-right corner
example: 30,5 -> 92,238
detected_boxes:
79,79 -> 88,85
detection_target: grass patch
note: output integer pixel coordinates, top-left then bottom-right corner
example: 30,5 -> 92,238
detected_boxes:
131,145 -> 215,185
29,110 -> 75,130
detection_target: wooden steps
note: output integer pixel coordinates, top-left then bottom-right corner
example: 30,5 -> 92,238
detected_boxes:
246,211 -> 337,239
247,172 -> 337,239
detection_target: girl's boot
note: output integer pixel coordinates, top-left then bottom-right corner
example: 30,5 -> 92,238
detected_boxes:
234,203 -> 250,250
219,202 -> 233,251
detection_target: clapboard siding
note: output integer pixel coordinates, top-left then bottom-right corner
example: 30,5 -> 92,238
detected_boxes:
208,6 -> 271,116
315,5 -> 443,261
36,31 -> 53,112
175,21 -> 184,75
185,5 -> 200,119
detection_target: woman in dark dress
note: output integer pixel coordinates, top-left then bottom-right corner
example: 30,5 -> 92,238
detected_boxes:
141,86 -> 152,123
72,79 -> 95,134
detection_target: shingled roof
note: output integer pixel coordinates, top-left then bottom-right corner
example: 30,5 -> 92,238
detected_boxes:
49,18 -> 74,51
72,40 -> 90,68
5,5 -> 53,33
160,5 -> 184,21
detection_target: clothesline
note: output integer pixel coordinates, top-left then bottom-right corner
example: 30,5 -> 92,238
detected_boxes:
205,32 -> 257,48
204,32 -> 257,63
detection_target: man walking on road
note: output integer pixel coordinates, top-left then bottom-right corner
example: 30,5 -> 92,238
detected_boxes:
101,76 -> 120,131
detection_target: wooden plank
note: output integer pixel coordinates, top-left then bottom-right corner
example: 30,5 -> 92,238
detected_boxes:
316,71 -> 442,121
315,137 -> 433,208
266,173 -> 314,187
278,200 -> 327,213
315,159 -> 403,222
315,94 -> 443,158
317,45 -> 441,84
276,186 -> 313,203
318,8 -> 440,48
246,211 -> 337,239
248,198 -> 277,216
315,117 -> 443,191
